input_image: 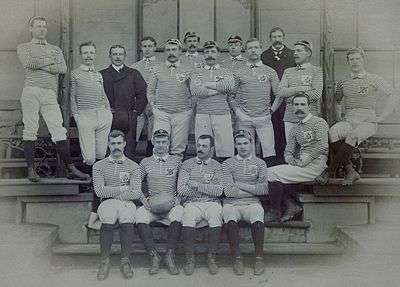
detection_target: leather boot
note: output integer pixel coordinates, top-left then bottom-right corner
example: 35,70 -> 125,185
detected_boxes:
254,257 -> 265,275
97,257 -> 111,281
23,141 -> 40,182
183,253 -> 195,276
207,253 -> 218,275
148,249 -> 161,275
342,164 -> 360,186
233,256 -> 244,275
165,249 -> 179,275
120,257 -> 133,279
55,140 -> 90,180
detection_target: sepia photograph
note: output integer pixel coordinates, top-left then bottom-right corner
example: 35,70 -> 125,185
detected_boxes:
0,0 -> 399,286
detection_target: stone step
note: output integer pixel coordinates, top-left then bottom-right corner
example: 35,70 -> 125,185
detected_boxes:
85,221 -> 311,244
0,178 -> 89,197
52,241 -> 344,255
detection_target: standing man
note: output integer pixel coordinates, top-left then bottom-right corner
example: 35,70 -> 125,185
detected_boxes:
268,93 -> 329,221
190,41 -> 235,161
222,130 -> 268,276
178,135 -> 224,275
70,41 -> 113,166
93,130 -> 144,280
232,38 -> 281,164
100,44 -> 147,159
150,39 -> 193,157
278,40 -> 323,141
261,27 -> 296,165
136,129 -> 183,275
181,31 -> 204,68
316,47 -> 398,185
221,35 -> 246,71
133,37 -> 161,156
17,16 -> 89,181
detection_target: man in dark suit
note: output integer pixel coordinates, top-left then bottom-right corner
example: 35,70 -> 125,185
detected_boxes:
261,27 -> 296,165
100,45 -> 147,159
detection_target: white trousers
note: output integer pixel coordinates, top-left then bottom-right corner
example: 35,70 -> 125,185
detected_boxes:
20,86 -> 67,142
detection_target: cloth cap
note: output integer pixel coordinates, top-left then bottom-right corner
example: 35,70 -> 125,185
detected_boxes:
294,40 -> 313,53
153,129 -> 170,138
228,35 -> 243,44
234,129 -> 253,142
165,38 -> 182,48
203,40 -> 218,49
184,31 -> 200,42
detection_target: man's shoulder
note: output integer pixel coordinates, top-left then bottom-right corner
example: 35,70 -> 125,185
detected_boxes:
71,67 -> 82,75
93,158 -> 108,168
209,158 -> 222,167
311,115 -> 328,127
125,158 -> 140,169
181,157 -> 196,169
309,64 -> 322,73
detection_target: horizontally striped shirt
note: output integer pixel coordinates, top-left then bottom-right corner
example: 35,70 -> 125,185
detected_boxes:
131,57 -> 162,104
279,63 -> 323,123
149,61 -> 193,113
221,55 -> 246,72
222,155 -> 268,205
233,61 -> 280,117
70,65 -> 110,115
335,73 -> 395,113
190,64 -> 235,115
93,156 -> 143,201
177,157 -> 223,204
17,39 -> 67,92
284,114 -> 329,164
140,154 -> 181,198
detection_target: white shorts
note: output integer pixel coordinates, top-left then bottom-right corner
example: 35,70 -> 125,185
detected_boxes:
135,205 -> 184,225
222,203 -> 264,224
182,201 -> 222,228
97,199 -> 136,225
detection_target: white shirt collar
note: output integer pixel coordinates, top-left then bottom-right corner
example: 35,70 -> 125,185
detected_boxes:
196,157 -> 211,165
80,64 -> 96,72
112,64 -> 124,72
230,54 -> 244,61
271,45 -> 284,52
246,61 -> 263,68
153,153 -> 169,162
31,38 -> 47,45
301,113 -> 313,123
236,154 -> 253,161
165,60 -> 180,68
108,155 -> 126,163
351,71 -> 367,79
204,64 -> 220,70
143,56 -> 156,62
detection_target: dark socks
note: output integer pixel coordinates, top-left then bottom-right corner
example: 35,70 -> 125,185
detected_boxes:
268,181 -> 284,217
263,156 -> 276,167
23,140 -> 35,167
100,223 -> 114,261
251,221 -> 265,258
167,221 -> 182,250
226,221 -> 240,257
208,227 -> 221,255
182,226 -> 195,256
137,223 -> 156,253
328,142 -> 354,174
120,223 -> 134,259
55,140 -> 72,165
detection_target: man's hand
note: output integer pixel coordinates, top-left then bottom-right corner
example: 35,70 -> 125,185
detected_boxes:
141,197 -> 151,210
188,180 -> 200,189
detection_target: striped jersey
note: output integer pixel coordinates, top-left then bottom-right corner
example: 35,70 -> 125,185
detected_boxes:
131,57 -> 162,104
222,155 -> 268,205
17,39 -> 67,92
335,73 -> 395,113
220,55 -> 247,72
70,65 -> 111,114
149,61 -> 193,113
232,61 -> 280,117
284,114 -> 329,164
93,156 -> 143,201
177,157 -> 223,204
140,154 -> 181,198
190,64 -> 235,115
279,63 -> 323,123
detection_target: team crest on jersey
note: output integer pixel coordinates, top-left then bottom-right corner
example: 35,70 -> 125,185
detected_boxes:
119,171 -> 130,185
176,72 -> 187,83
358,86 -> 369,96
215,75 -> 225,82
202,172 -> 214,183
301,75 -> 313,86
303,131 -> 314,142
244,164 -> 258,176
257,74 -> 268,83
164,168 -> 176,177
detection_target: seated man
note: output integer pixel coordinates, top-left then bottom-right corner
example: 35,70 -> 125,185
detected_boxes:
136,129 -> 183,275
268,93 -> 329,221
316,47 -> 398,185
178,135 -> 224,275
222,130 -> 268,276
93,130 -> 144,281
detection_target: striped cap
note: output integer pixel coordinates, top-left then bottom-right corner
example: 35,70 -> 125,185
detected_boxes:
153,129 -> 170,138
203,40 -> 218,49
228,35 -> 243,43
165,38 -> 183,48
234,129 -> 253,142
294,40 -> 313,53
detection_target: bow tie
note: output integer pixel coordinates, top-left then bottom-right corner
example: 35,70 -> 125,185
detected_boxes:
110,159 -> 124,164
249,64 -> 256,69
36,41 -> 47,45
296,65 -> 306,70
168,64 -> 177,69
197,160 -> 208,165
157,158 -> 166,163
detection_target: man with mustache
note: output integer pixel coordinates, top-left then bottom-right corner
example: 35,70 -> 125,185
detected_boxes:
93,130 -> 144,280
17,16 -> 89,181
149,39 -> 193,157
136,129 -> 183,275
261,27 -> 296,165
316,47 -> 398,185
133,37 -> 162,156
222,130 -> 268,276
267,93 -> 329,221
178,135 -> 224,275
100,44 -> 147,160
232,38 -> 281,165
190,41 -> 235,161
181,31 -> 204,69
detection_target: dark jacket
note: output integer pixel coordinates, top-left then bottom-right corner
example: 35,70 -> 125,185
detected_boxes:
261,45 -> 295,80
100,65 -> 147,132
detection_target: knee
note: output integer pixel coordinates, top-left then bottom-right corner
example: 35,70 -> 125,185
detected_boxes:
98,206 -> 118,225
169,205 -> 184,223
249,205 -> 265,224
84,158 -> 96,166
135,206 -> 151,224
222,205 -> 238,223
206,205 -> 223,227
182,206 -> 197,227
